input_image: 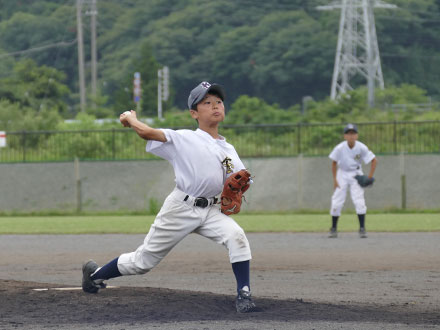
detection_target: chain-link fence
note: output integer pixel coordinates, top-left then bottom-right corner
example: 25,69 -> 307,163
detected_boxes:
0,121 -> 439,163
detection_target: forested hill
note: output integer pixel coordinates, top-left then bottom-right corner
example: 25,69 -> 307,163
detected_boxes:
1,0 -> 440,116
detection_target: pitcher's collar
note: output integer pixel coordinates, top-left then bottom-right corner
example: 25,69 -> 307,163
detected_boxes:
195,128 -> 226,142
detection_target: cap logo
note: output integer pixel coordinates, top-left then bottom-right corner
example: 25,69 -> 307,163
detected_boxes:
201,82 -> 211,89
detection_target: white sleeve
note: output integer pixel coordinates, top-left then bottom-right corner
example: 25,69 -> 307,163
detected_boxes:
329,145 -> 339,162
233,149 -> 246,171
146,129 -> 176,161
361,144 -> 375,164
225,144 -> 246,176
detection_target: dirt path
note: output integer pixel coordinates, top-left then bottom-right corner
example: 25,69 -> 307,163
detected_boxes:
1,232 -> 439,329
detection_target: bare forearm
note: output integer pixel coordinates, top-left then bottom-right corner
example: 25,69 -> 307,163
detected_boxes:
120,110 -> 166,142
129,118 -> 166,142
332,161 -> 338,180
368,158 -> 377,178
332,161 -> 339,189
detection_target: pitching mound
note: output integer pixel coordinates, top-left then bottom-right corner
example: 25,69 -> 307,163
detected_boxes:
1,279 -> 439,329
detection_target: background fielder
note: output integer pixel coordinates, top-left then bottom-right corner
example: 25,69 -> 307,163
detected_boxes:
81,81 -> 257,313
329,124 -> 377,238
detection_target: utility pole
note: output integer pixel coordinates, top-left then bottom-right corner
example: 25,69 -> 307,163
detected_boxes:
89,0 -> 98,100
133,72 -> 141,113
317,0 -> 396,107
157,66 -> 169,120
157,69 -> 163,120
76,0 -> 86,112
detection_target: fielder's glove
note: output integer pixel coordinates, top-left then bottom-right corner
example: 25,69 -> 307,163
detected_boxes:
355,175 -> 375,188
221,169 -> 251,215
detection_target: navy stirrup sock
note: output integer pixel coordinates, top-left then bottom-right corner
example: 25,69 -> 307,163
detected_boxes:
358,214 -> 365,229
332,216 -> 339,229
232,260 -> 250,294
91,257 -> 122,281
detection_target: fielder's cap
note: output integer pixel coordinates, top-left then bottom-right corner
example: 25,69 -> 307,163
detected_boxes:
344,123 -> 358,133
188,81 -> 225,109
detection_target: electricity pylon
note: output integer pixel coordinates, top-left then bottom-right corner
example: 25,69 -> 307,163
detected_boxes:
318,0 -> 396,107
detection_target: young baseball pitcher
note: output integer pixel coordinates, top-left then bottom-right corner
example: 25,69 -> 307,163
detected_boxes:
329,124 -> 377,238
81,81 -> 257,313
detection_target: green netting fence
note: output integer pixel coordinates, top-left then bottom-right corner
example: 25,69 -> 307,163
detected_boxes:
0,121 -> 439,163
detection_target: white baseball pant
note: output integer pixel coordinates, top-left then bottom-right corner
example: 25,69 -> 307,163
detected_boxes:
117,187 -> 252,275
330,170 -> 367,217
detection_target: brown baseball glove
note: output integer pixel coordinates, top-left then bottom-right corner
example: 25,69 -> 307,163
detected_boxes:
221,169 -> 251,215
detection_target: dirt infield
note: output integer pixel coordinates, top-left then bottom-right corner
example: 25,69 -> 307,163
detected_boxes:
1,232 -> 440,329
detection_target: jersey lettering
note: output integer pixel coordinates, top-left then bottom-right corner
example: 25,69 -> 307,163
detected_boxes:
222,156 -> 234,174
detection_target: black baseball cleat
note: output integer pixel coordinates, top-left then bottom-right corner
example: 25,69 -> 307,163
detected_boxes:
236,288 -> 257,313
328,227 -> 338,238
359,228 -> 368,238
82,260 -> 102,293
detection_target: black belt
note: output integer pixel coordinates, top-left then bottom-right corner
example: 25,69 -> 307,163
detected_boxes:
184,195 -> 218,208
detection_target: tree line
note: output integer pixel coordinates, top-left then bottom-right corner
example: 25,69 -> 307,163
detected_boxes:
0,0 -> 440,122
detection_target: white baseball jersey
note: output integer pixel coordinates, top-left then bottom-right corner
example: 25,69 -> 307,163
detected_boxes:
329,141 -> 375,216
117,128 -> 251,276
329,141 -> 375,172
147,128 -> 245,198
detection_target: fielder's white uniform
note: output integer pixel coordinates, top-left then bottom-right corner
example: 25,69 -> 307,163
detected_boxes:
117,128 -> 252,275
329,141 -> 375,217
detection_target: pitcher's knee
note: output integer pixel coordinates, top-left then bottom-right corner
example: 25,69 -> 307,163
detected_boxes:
131,266 -> 152,275
234,230 -> 249,249
226,229 -> 251,262
118,250 -> 161,275
118,259 -> 154,275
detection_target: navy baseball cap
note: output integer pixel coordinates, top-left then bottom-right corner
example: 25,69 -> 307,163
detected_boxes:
344,123 -> 358,133
188,81 -> 225,110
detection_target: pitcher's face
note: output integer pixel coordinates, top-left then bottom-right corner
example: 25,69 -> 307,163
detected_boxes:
190,94 -> 225,125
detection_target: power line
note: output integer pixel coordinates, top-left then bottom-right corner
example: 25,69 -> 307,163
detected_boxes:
381,53 -> 440,60
0,39 -> 77,59
375,14 -> 440,23
394,6 -> 440,18
223,0 -> 322,9
0,0 -> 76,111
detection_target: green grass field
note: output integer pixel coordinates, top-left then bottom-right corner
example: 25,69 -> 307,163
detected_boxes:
0,213 -> 439,234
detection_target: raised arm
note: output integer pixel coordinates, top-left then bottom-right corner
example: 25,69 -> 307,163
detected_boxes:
120,110 -> 166,142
